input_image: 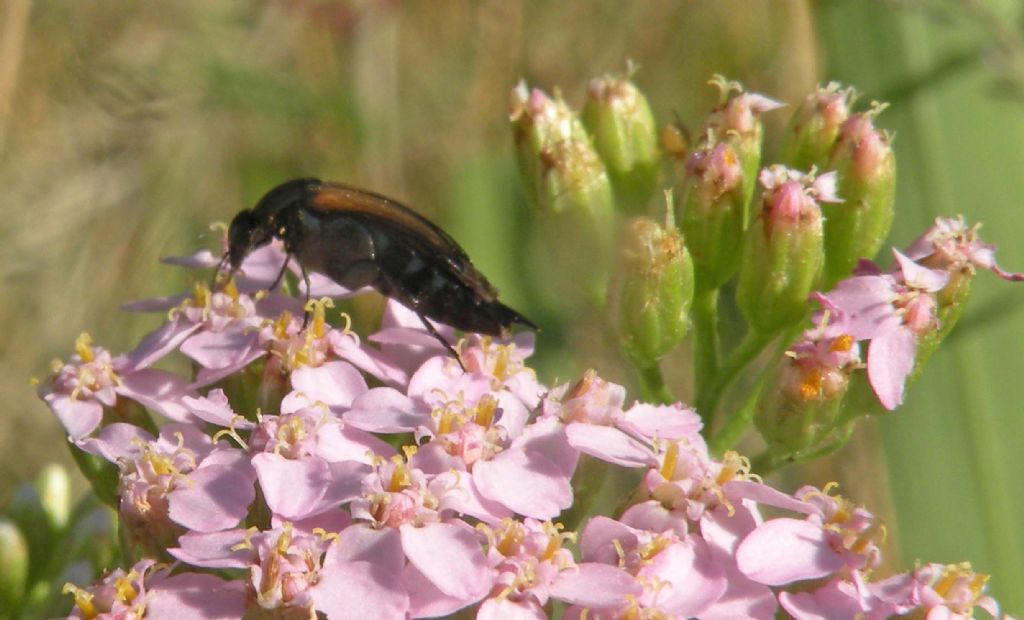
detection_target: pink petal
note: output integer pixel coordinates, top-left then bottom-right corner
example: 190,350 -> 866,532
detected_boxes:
180,329 -> 260,370
119,318 -> 201,372
564,423 -> 656,467
478,598 -> 546,620
736,518 -> 844,586
642,537 -> 726,616
400,521 -> 489,600
311,559 -> 409,620
190,345 -> 266,389
169,530 -> 251,569
46,393 -> 103,439
474,449 -> 573,519
344,388 -> 425,433
75,422 -> 153,460
867,327 -> 917,410
579,516 -> 638,565
513,416 -> 579,479
168,465 -> 255,532
893,249 -> 948,292
251,453 -> 329,520
183,390 -> 254,429
550,563 -> 640,607
333,525 -> 405,573
618,402 -> 703,441
316,423 -> 394,464
778,580 -> 866,620
433,470 -> 514,524
290,361 -> 368,410
403,562 -> 481,618
147,572 -> 246,620
117,369 -> 194,422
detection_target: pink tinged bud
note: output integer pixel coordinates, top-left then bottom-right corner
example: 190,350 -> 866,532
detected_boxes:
582,69 -> 661,212
701,76 -> 785,218
822,107 -> 896,288
511,81 -> 615,309
736,166 -> 827,333
679,143 -> 746,291
780,82 -> 856,170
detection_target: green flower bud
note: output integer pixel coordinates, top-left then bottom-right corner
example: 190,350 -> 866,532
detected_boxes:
780,82 -> 855,171
737,167 -> 831,333
822,106 -> 896,287
511,82 -> 616,307
36,464 -> 71,532
0,519 -> 28,612
619,208 -> 694,368
510,82 -> 615,222
582,69 -> 661,212
700,76 -> 784,223
677,142 -> 746,292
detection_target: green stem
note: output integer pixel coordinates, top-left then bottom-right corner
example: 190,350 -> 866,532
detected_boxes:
708,335 -> 797,454
637,363 -> 674,405
750,423 -> 854,475
708,375 -> 764,456
692,289 -> 720,392
696,330 -> 772,425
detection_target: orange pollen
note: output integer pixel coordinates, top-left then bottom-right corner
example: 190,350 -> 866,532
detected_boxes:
800,369 -> 824,400
830,334 -> 854,353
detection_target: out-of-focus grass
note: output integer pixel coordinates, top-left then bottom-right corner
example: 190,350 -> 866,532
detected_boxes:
1,0 -> 1021,611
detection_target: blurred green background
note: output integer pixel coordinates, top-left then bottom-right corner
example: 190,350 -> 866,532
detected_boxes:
1,0 -> 1022,611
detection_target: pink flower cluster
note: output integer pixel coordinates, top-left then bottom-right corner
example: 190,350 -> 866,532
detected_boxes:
801,217 -> 1024,411
41,239 -> 1010,619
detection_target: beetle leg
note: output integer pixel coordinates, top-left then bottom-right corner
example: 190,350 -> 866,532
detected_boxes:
300,264 -> 313,330
416,313 -> 466,371
269,255 -> 292,291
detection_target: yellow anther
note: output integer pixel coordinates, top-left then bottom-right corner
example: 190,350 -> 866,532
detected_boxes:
224,277 -> 240,300
388,463 -> 413,492
75,333 -> 95,363
658,442 -> 679,480
230,526 -> 259,551
114,571 -> 140,603
62,583 -> 97,619
830,334 -> 854,353
475,394 -> 498,427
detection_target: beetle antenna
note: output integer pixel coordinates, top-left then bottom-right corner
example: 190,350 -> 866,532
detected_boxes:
416,313 -> 466,371
211,252 -> 231,291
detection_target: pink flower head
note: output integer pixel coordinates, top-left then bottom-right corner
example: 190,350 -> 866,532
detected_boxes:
905,216 -> 1024,282
685,142 -> 744,204
785,300 -> 863,402
63,559 -> 158,620
913,562 -> 1002,619
737,482 -> 884,586
759,165 -> 840,223
574,515 -> 728,618
819,249 -> 949,408
551,371 -> 705,468
705,75 -> 785,137
39,333 -> 194,439
478,518 -> 639,619
64,558 -> 246,620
